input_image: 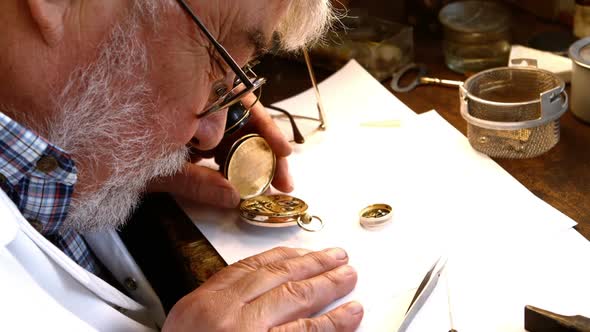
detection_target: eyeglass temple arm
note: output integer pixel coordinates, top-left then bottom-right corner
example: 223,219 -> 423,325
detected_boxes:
266,105 -> 305,144
176,0 -> 253,89
303,49 -> 327,130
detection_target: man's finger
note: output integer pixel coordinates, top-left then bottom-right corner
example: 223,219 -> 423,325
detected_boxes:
270,302 -> 364,332
272,157 -> 293,193
242,93 -> 292,157
202,247 -> 311,290
149,163 -> 239,208
233,248 -> 349,302
247,264 -> 358,327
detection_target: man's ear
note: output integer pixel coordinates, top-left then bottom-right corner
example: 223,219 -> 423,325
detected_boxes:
27,0 -> 70,46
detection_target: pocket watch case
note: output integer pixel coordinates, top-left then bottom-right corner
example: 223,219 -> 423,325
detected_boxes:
222,134 -> 323,232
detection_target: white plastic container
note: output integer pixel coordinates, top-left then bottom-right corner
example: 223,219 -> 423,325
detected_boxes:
569,37 -> 590,123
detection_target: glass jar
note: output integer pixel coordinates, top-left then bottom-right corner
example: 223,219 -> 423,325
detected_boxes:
439,1 -> 511,74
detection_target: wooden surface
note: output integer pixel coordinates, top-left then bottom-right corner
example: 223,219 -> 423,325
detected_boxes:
122,6 -> 590,312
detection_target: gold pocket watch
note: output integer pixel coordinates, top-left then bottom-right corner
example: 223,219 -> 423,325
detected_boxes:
222,134 -> 323,232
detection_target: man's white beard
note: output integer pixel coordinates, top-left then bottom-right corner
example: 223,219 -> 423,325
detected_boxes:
48,13 -> 188,233
277,0 -> 337,51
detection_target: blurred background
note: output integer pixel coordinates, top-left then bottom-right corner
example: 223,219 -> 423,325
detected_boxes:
336,0 -> 581,34
263,0 -> 590,93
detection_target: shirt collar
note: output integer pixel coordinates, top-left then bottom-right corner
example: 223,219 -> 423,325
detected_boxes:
0,112 -> 104,275
0,112 -> 77,186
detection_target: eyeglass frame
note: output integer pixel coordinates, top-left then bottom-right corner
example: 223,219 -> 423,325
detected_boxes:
175,0 -> 327,142
175,0 -> 266,119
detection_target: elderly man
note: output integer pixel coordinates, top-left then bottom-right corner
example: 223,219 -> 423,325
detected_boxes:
0,0 -> 363,331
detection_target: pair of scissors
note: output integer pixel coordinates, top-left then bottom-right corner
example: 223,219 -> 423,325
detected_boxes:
397,256 -> 455,332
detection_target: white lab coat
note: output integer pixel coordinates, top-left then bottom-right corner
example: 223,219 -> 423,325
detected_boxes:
0,189 -> 166,331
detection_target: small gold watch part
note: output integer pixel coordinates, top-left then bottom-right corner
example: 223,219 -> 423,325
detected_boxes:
359,203 -> 393,229
239,194 -> 323,231
240,194 -> 308,219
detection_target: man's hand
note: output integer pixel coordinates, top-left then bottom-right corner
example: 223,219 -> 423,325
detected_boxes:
148,93 -> 293,208
162,247 -> 363,332
239,93 -> 293,193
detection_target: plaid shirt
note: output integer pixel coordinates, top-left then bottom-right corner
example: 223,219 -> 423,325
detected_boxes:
0,112 -> 101,275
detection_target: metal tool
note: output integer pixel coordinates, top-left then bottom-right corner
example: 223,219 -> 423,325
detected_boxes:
524,305 -> 590,332
397,257 -> 449,332
390,63 -> 463,93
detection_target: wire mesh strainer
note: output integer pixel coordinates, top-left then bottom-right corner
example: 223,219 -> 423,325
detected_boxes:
460,66 -> 568,158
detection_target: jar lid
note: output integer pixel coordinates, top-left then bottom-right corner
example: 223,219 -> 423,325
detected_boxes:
439,1 -> 510,33
569,37 -> 590,69
223,134 -> 276,200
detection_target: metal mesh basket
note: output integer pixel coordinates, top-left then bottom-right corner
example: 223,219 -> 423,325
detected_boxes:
460,66 -> 568,158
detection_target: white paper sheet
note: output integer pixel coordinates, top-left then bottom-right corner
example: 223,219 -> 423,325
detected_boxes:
178,60 -> 582,331
268,60 -> 416,146
408,227 -> 590,332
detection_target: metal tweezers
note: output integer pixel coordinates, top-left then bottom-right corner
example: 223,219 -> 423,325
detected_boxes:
397,256 -> 449,332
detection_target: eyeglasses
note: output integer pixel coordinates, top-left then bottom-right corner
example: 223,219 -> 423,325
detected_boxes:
265,49 -> 328,144
176,0 -> 327,143
175,0 -> 266,120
